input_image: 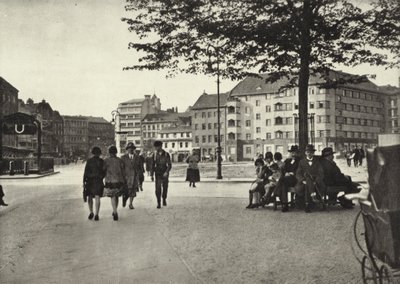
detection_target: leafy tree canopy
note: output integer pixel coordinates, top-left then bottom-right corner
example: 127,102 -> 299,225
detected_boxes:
122,0 -> 398,151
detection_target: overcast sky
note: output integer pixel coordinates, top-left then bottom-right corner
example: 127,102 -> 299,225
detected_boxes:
0,0 -> 398,119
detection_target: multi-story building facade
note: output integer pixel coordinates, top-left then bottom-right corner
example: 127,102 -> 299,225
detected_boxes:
380,85 -> 400,134
62,115 -> 89,158
116,95 -> 161,151
191,92 -> 229,160
88,117 -> 115,157
223,70 -> 388,160
0,77 -> 19,157
158,125 -> 192,162
142,108 -> 191,150
18,99 -> 64,156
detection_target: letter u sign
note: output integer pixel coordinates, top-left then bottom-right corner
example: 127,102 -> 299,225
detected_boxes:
15,124 -> 25,134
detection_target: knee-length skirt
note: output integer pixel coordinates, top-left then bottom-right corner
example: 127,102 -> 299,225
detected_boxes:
186,168 -> 200,182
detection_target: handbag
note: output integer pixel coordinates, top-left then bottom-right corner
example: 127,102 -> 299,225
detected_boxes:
83,185 -> 88,203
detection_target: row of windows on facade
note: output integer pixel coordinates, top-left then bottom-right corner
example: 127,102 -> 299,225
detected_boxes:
232,86 -> 382,106
159,132 -> 191,138
0,93 -> 17,104
163,142 -> 190,149
121,122 -> 141,128
194,135 -> 224,144
119,107 -> 142,113
66,136 -> 86,142
65,121 -> 87,127
341,103 -> 382,114
241,86 -> 330,102
342,90 -> 382,102
194,111 -> 224,119
64,129 -> 87,135
142,123 -> 175,130
194,129 -> 378,143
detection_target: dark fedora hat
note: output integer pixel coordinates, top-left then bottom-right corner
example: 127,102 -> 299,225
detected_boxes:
305,144 -> 316,152
126,142 -> 136,150
288,145 -> 299,152
322,147 -> 336,157
153,140 -> 163,147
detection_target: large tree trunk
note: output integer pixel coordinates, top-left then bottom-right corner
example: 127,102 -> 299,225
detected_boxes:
298,0 -> 311,154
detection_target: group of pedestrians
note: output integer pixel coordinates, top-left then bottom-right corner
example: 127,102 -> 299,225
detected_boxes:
247,144 -> 360,213
345,145 -> 365,167
83,140 -> 172,221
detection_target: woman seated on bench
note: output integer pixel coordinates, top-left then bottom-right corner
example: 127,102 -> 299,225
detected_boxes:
260,163 -> 282,206
246,152 -> 274,209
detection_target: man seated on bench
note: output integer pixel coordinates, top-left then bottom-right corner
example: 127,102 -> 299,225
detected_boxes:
295,144 -> 325,213
320,147 -> 360,209
274,145 -> 301,212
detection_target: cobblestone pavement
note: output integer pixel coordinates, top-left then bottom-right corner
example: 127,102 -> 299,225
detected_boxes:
0,164 -> 365,283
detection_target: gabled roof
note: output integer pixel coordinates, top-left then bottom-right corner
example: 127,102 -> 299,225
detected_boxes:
229,70 -> 385,96
0,77 -> 19,93
192,92 -> 229,110
142,111 -> 180,122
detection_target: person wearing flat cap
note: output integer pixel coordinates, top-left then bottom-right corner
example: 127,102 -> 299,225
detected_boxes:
295,144 -> 325,213
320,147 -> 360,208
274,145 -> 301,212
121,142 -> 139,210
151,140 -> 172,209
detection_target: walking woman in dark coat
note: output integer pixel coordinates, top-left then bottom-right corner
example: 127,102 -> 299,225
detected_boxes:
83,147 -> 105,221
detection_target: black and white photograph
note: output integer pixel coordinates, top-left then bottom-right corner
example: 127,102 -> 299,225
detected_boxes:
0,0 -> 399,283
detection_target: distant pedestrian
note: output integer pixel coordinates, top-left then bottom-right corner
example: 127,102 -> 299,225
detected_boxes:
186,149 -> 200,187
103,146 -> 126,221
136,149 -> 145,191
83,147 -> 105,221
145,151 -> 154,181
345,150 -> 353,167
358,146 -> 365,166
151,141 -> 172,209
121,143 -> 138,210
352,146 -> 360,167
0,185 -> 8,207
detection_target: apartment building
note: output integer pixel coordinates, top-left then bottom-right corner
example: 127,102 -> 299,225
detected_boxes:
158,125 -> 192,162
223,70 -> 387,160
0,77 -> 19,156
142,108 -> 191,151
379,85 -> 400,134
191,92 -> 229,160
62,115 -> 89,158
88,117 -> 115,157
116,95 -> 161,150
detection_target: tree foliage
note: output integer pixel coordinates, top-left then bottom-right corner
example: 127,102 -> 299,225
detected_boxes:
122,0 -> 398,152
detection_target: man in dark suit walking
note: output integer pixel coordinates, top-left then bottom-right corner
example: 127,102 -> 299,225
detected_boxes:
295,144 -> 325,213
121,142 -> 139,209
151,140 -> 172,209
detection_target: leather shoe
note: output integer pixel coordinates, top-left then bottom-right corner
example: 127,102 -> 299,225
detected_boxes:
113,212 -> 118,221
157,204 -> 161,209
0,199 -> 8,206
94,215 -> 99,221
88,212 -> 94,220
163,199 -> 167,206
129,204 -> 134,210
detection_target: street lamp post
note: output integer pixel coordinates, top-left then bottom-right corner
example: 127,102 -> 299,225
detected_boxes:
111,110 -> 121,154
207,45 -> 223,179
308,113 -> 315,145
